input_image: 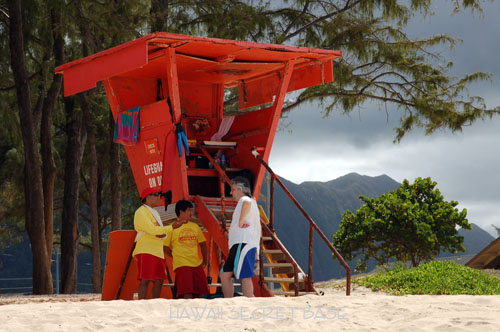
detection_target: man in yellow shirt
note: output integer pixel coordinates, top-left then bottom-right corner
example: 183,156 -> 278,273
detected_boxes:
164,200 -> 209,298
133,188 -> 172,300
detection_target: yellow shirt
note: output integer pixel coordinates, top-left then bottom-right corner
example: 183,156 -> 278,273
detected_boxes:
132,205 -> 171,259
164,221 -> 205,271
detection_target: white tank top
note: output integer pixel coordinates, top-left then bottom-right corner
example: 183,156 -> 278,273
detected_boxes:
228,196 -> 261,248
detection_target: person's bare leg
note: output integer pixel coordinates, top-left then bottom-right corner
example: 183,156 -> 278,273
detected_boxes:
138,279 -> 150,299
220,271 -> 234,298
151,279 -> 163,298
241,277 -> 254,297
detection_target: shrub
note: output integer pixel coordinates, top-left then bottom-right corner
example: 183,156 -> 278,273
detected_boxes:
355,261 -> 500,295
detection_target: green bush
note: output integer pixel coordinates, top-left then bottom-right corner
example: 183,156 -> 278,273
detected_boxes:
355,261 -> 500,295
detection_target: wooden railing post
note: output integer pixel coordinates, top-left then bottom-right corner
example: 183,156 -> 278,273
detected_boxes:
308,223 -> 313,291
259,237 -> 264,286
270,176 -> 275,232
219,176 -> 226,231
293,263 -> 299,296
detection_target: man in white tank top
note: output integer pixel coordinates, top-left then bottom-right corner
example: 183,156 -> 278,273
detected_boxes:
220,176 -> 261,297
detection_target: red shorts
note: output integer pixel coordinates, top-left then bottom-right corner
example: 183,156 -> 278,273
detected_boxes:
175,265 -> 209,296
136,254 -> 167,281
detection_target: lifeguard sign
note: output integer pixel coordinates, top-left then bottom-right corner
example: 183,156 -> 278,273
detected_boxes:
56,33 -> 343,299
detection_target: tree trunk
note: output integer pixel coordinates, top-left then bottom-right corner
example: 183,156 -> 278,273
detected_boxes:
8,0 -> 53,295
41,2 -> 65,260
97,162 -> 104,252
81,96 -> 102,293
109,112 -> 122,230
74,2 -> 105,291
60,96 -> 87,294
89,129 -> 102,292
97,162 -> 104,282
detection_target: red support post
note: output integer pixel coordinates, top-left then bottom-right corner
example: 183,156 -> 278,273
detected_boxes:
252,60 -> 294,198
165,47 -> 182,123
165,47 -> 188,199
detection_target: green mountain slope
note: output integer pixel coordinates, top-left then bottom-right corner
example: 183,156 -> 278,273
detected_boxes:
260,173 -> 495,281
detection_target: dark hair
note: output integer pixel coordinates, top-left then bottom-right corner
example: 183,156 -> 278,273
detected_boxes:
231,176 -> 252,196
175,200 -> 194,217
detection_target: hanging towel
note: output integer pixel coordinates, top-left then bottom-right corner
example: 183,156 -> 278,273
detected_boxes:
210,116 -> 235,141
113,107 -> 140,145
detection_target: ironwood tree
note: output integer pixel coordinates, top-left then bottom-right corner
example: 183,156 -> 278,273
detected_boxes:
332,177 -> 471,272
5,0 -> 66,294
58,0 -> 147,293
147,0 -> 499,141
2,0 -> 145,294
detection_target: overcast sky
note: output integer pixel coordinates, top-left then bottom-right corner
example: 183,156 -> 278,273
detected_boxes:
270,1 -> 500,236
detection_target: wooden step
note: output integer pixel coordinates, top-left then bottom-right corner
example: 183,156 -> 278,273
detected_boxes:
203,199 -> 237,207
273,267 -> 294,274
207,206 -> 235,211
208,282 -> 241,287
263,263 -> 293,267
208,210 -> 235,216
262,236 -> 273,242
208,207 -> 235,219
272,290 -> 317,296
264,277 -> 305,283
263,262 -> 294,274
265,277 -> 307,291
263,249 -> 283,254
263,249 -> 286,261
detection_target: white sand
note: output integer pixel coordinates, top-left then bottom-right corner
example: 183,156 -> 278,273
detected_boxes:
1,286 -> 499,332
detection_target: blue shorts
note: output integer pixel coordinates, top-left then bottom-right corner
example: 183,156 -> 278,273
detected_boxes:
222,243 -> 257,279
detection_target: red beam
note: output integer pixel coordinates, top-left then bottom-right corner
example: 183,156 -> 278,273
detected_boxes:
252,61 -> 294,198
60,40 -> 148,96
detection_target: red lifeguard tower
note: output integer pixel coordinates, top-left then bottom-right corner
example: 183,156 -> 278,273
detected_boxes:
56,32 -> 350,299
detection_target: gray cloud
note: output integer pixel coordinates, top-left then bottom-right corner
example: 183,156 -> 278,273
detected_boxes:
270,1 -> 500,236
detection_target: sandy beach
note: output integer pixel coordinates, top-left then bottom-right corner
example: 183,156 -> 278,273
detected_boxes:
1,284 -> 499,332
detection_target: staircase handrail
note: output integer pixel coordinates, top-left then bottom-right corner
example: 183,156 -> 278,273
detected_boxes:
198,144 -> 232,232
198,144 -> 232,187
251,148 -> 351,296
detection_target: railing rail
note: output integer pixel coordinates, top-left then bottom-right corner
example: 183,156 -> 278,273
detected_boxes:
251,148 -> 351,296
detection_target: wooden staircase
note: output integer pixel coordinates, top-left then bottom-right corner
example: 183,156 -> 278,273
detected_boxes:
260,217 -> 318,296
195,195 -> 316,297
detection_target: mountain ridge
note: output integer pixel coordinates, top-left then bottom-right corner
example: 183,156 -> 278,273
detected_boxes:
260,172 -> 495,281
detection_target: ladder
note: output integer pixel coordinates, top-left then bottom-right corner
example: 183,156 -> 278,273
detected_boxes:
195,195 -> 316,296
